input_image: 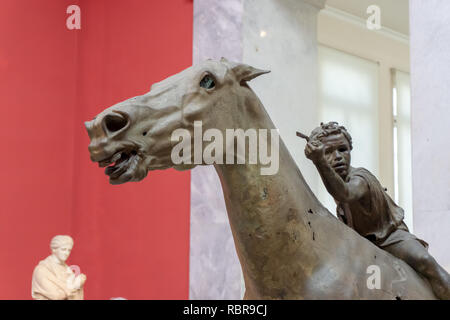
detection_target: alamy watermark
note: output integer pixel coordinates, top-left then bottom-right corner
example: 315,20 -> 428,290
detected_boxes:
66,5 -> 81,30
171,121 -> 280,175
366,5 -> 381,30
367,265 -> 381,289
366,262 -> 407,291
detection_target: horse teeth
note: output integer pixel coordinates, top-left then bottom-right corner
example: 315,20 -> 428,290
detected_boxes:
111,153 -> 122,162
98,152 -> 121,167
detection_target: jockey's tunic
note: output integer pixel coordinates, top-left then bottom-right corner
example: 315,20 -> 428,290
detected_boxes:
336,167 -> 428,249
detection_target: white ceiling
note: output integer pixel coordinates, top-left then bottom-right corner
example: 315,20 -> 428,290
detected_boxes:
325,0 -> 410,35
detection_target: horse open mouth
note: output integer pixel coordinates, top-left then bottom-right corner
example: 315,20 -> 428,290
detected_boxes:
97,149 -> 140,183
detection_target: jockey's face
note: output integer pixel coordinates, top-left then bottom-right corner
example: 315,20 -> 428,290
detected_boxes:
321,133 -> 351,180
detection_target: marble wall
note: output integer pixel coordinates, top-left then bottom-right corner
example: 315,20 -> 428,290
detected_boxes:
409,0 -> 450,271
190,0 -> 324,299
190,0 -> 244,300
242,0 -> 325,198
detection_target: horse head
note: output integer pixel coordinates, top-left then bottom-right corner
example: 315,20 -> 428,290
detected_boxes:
85,58 -> 270,184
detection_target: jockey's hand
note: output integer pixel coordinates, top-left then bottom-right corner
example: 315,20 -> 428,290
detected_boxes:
305,140 -> 325,164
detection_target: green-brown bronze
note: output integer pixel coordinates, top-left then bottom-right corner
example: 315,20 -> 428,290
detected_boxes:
85,59 -> 439,299
302,121 -> 449,299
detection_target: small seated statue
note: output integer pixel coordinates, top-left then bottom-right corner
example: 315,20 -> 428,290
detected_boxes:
31,235 -> 86,300
303,121 -> 450,299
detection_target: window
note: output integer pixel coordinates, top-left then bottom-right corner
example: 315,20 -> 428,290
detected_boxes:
392,69 -> 413,230
318,45 -> 379,215
317,47 -> 413,231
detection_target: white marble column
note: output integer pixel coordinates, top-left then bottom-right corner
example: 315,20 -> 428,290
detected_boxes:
190,0 -> 325,299
191,0 -> 245,300
409,0 -> 450,272
242,0 -> 326,196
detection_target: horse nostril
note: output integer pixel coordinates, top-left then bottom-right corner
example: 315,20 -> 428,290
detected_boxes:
103,113 -> 128,133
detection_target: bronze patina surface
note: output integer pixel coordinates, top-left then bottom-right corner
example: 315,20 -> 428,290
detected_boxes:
85,59 -> 438,299
302,122 -> 449,299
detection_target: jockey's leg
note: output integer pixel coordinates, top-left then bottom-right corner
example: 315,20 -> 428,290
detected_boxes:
383,239 -> 450,300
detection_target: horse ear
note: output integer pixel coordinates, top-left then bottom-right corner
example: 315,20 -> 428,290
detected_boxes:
220,58 -> 270,82
232,63 -> 270,82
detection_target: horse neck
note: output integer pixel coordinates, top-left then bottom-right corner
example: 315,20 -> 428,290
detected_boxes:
213,92 -> 324,293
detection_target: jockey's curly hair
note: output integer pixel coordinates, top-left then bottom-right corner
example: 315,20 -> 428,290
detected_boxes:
309,121 -> 353,150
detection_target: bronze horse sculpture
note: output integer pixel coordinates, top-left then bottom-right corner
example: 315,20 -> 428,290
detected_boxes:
85,58 -> 436,299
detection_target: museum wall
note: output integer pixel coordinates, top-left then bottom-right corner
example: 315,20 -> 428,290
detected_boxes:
0,0 -> 77,300
0,0 -> 193,299
409,0 -> 450,272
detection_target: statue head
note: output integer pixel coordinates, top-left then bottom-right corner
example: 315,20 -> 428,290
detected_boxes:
84,58 -> 270,185
310,121 -> 352,179
50,235 -> 74,263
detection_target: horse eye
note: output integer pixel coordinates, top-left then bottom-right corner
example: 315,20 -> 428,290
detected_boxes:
200,75 -> 215,89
